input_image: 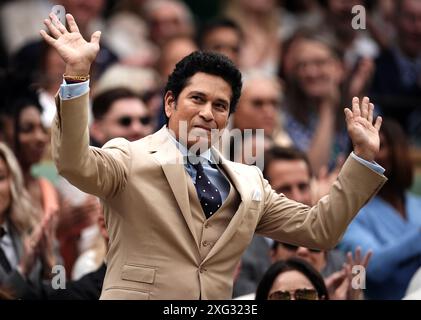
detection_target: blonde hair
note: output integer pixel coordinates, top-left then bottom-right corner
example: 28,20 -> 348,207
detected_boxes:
0,142 -> 39,235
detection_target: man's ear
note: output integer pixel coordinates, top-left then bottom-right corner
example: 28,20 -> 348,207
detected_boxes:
164,91 -> 176,119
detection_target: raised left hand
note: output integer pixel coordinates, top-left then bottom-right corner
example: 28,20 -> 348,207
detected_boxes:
344,97 -> 382,162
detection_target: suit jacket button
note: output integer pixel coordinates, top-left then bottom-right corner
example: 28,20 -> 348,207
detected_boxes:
202,241 -> 208,247
199,266 -> 207,273
204,222 -> 210,228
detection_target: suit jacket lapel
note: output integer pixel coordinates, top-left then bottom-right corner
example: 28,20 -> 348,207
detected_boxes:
148,127 -> 199,249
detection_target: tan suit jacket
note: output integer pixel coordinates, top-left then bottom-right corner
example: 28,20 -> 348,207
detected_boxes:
51,92 -> 386,299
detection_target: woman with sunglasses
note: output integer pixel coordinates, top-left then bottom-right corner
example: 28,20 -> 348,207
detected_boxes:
270,242 -> 371,300
255,257 -> 329,300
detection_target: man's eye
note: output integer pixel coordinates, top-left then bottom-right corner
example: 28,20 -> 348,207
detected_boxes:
192,96 -> 204,102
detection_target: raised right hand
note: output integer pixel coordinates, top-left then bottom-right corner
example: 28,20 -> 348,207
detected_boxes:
40,13 -> 101,76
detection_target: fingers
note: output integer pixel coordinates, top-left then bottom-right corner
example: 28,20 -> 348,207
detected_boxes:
368,103 -> 374,123
346,251 -> 353,266
49,12 -> 67,34
355,246 -> 361,264
361,97 -> 369,119
43,18 -> 61,39
374,116 -> 382,131
40,29 -> 56,46
66,14 -> 79,33
344,108 -> 353,123
362,250 -> 373,267
352,97 -> 360,117
90,31 -> 102,45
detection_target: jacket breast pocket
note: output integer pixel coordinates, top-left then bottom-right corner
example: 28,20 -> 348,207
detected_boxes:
121,264 -> 156,284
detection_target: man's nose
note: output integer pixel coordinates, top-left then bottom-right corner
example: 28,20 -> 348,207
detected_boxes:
199,103 -> 214,121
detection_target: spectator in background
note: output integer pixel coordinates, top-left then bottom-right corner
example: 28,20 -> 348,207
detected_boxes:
156,36 -> 198,84
270,242 -> 370,300
144,0 -> 195,48
34,43 -> 66,129
255,258 -> 329,300
281,31 -> 350,174
11,213 -> 109,299
12,95 -> 54,215
197,17 -> 243,67
321,0 -> 380,69
93,64 -> 161,128
339,119 -> 421,299
223,0 -> 282,74
0,142 -> 55,291
102,0 -> 158,67
90,87 -> 154,147
12,94 -> 99,277
370,0 -> 421,146
231,71 -> 291,148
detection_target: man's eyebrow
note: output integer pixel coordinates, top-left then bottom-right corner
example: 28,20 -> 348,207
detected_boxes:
188,90 -> 229,105
188,91 -> 206,96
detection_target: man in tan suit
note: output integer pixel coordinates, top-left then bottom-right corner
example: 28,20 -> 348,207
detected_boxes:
40,13 -> 386,299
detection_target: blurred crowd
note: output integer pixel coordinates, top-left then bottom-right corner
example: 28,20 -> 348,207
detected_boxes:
0,0 -> 420,300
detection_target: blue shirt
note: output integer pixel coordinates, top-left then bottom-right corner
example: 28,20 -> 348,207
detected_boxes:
166,130 -> 231,203
339,193 -> 421,299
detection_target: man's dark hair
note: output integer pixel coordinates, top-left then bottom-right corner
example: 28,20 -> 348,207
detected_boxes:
164,51 -> 242,122
255,257 -> 329,300
196,17 -> 244,49
92,88 -> 141,120
263,146 -> 313,182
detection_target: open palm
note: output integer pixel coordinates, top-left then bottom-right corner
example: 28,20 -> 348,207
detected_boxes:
40,13 -> 100,74
344,97 -> 382,162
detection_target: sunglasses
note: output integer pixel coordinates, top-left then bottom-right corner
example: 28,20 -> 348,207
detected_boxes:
268,288 -> 319,300
118,116 -> 151,127
281,243 -> 322,253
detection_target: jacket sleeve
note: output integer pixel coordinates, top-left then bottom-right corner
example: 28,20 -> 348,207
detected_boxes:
255,155 -> 387,250
51,92 -> 132,200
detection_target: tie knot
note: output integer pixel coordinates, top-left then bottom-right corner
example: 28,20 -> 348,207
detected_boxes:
186,157 -> 206,173
191,161 -> 205,173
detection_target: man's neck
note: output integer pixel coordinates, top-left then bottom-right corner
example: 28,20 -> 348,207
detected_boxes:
165,127 -> 212,162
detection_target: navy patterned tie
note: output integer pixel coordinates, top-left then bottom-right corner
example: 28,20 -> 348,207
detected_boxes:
191,161 -> 222,219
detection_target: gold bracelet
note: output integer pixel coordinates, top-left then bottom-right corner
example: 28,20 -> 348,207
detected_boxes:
63,74 -> 90,83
